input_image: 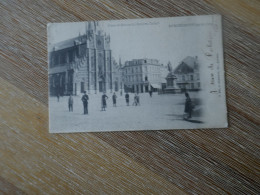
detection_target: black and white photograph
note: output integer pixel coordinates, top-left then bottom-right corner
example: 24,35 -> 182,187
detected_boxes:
48,15 -> 227,133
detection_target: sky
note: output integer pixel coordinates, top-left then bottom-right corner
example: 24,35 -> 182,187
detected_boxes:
48,15 -> 214,69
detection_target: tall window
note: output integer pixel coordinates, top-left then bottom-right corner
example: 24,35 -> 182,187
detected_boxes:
51,55 -> 55,68
81,82 -> 85,93
69,51 -> 73,62
60,52 -> 66,64
54,54 -> 59,65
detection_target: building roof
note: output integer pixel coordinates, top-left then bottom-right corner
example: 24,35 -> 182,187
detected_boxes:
124,58 -> 160,67
50,35 -> 87,51
174,56 -> 198,74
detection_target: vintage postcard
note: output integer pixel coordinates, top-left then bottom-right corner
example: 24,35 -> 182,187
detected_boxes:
47,15 -> 228,133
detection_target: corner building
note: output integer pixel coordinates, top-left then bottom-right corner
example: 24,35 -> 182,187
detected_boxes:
174,56 -> 200,91
48,21 -> 113,96
123,59 -> 163,93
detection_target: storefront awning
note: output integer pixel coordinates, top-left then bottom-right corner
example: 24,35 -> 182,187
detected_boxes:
151,83 -> 161,89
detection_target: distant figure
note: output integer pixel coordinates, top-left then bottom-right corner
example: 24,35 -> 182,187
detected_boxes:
81,91 -> 89,115
120,90 -> 123,96
68,94 -> 73,112
57,93 -> 60,102
101,92 -> 108,111
149,90 -> 153,97
125,92 -> 130,106
112,92 -> 117,107
184,92 -> 192,119
136,93 -> 140,106
133,94 -> 138,106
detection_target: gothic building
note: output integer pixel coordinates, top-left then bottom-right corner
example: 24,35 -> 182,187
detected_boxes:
112,58 -> 124,93
48,21 -> 113,96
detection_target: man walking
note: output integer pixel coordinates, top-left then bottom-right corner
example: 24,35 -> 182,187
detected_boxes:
136,93 -> 140,106
68,94 -> 73,112
149,90 -> 153,97
57,92 -> 60,102
112,92 -> 117,107
133,94 -> 138,106
101,92 -> 108,111
81,91 -> 89,115
125,92 -> 130,106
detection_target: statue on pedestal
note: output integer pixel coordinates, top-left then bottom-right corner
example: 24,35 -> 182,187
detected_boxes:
165,62 -> 181,93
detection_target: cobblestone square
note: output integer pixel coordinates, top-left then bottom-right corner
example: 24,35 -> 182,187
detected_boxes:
49,92 -> 203,132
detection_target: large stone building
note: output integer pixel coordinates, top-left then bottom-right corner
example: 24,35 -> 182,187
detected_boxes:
48,21 -> 113,96
112,58 -> 124,93
122,59 -> 163,93
174,56 -> 200,91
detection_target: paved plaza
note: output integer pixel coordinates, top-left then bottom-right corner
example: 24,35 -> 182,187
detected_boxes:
49,92 -> 203,132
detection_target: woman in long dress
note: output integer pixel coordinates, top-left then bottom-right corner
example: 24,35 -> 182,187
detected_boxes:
101,92 -> 108,111
184,92 -> 192,119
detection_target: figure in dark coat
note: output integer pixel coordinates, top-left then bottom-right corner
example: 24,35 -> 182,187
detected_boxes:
184,92 -> 192,118
68,94 -> 73,112
125,92 -> 130,106
112,92 -> 117,107
81,91 -> 89,115
101,92 -> 108,111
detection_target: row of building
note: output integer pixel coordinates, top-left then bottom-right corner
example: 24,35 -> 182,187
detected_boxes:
48,21 -> 200,96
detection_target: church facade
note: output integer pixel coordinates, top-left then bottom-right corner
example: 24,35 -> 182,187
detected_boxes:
48,21 -> 113,96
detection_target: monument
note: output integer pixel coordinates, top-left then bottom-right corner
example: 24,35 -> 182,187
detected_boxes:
164,62 -> 181,93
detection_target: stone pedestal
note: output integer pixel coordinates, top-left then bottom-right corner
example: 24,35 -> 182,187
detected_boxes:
164,72 -> 181,94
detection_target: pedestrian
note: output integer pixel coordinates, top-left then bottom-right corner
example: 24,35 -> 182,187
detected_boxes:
125,92 -> 130,106
149,90 -> 153,97
184,92 -> 192,119
136,93 -> 140,106
68,94 -> 73,112
112,92 -> 117,107
101,92 -> 108,111
120,90 -> 122,96
81,91 -> 89,115
133,93 -> 138,106
57,92 -> 60,102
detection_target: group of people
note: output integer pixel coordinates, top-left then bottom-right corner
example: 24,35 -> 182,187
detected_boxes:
125,92 -> 140,106
67,91 -> 142,115
101,92 -> 141,111
101,92 -> 120,111
67,91 -> 194,119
